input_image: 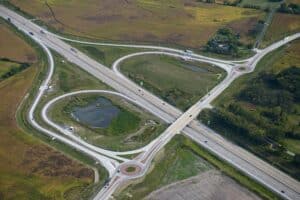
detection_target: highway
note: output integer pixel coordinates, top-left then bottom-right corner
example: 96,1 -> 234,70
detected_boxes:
1,5 -> 300,200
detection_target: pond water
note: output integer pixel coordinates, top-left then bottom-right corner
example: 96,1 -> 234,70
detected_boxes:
72,97 -> 120,128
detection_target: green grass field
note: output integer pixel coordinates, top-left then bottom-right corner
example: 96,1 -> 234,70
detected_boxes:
121,54 -> 226,110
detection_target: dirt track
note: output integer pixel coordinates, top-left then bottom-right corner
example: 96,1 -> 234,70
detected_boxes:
145,170 -> 261,200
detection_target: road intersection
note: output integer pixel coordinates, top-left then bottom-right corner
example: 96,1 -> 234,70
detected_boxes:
1,5 -> 300,200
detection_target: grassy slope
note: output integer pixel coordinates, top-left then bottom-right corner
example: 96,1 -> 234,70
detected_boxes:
121,54 -> 226,110
8,0 -> 263,48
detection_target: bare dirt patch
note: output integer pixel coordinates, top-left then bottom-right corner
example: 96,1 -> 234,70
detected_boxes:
145,170 -> 261,200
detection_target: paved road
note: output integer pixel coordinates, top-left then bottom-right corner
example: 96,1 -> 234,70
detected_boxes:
1,5 -> 300,200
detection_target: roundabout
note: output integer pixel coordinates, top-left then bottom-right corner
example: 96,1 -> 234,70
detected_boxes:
118,161 -> 144,178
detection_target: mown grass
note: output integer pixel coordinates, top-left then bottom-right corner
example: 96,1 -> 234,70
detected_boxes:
116,135 -> 213,200
121,54 -> 226,110
8,0 -> 263,48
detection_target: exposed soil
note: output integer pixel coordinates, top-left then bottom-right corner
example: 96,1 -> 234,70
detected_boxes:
145,170 -> 261,200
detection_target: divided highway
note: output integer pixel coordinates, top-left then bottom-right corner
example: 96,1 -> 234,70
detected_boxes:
1,5 -> 300,200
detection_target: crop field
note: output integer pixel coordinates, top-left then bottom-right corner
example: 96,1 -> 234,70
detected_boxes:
263,13 -> 300,47
121,54 -> 226,110
0,62 -> 94,199
8,0 -> 264,48
0,23 -> 36,63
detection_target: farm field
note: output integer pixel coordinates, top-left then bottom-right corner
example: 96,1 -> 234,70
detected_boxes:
8,0 -> 264,48
121,54 -> 226,111
0,24 -> 95,199
263,13 -> 300,47
199,40 -> 300,180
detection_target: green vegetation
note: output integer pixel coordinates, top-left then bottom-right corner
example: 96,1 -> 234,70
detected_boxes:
49,93 -> 166,151
72,44 -> 145,67
206,28 -> 252,57
117,135 -> 279,200
239,0 -> 282,10
199,41 -> 300,180
109,108 -> 141,136
278,2 -> 300,14
0,60 -> 29,80
116,135 -> 213,200
125,167 -> 136,173
0,59 -> 19,77
121,54 -> 226,110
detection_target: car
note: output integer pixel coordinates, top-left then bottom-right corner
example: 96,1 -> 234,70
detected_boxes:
40,30 -> 45,34
70,48 -> 77,53
29,32 -> 34,36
